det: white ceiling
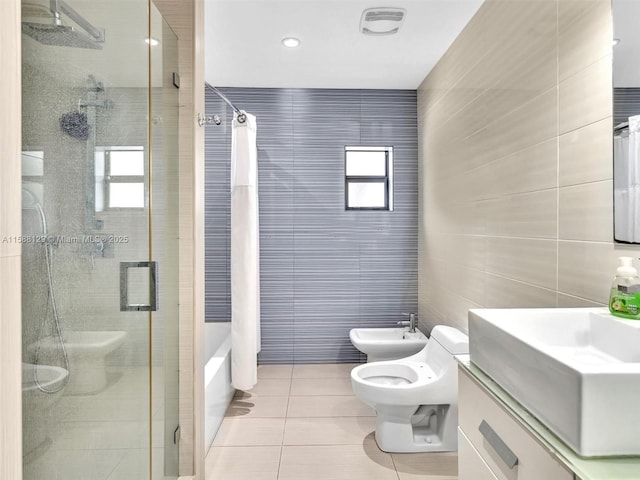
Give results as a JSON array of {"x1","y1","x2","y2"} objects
[{"x1": 204, "y1": 0, "x2": 484, "y2": 90}]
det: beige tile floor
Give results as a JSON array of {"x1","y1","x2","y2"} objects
[{"x1": 205, "y1": 364, "x2": 458, "y2": 480}]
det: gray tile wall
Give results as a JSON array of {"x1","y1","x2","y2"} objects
[
  {"x1": 205, "y1": 87, "x2": 418, "y2": 364},
  {"x1": 614, "y1": 88, "x2": 640, "y2": 124}
]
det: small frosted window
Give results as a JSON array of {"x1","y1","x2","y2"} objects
[
  {"x1": 95, "y1": 147, "x2": 146, "y2": 210},
  {"x1": 110, "y1": 150, "x2": 145, "y2": 176},
  {"x1": 345, "y1": 146, "x2": 393, "y2": 211},
  {"x1": 347, "y1": 182, "x2": 386, "y2": 208},
  {"x1": 109, "y1": 183, "x2": 145, "y2": 208},
  {"x1": 345, "y1": 151, "x2": 387, "y2": 176}
]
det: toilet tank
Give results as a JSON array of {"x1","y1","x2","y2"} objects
[
  {"x1": 424, "y1": 326, "x2": 469, "y2": 376},
  {"x1": 431, "y1": 326, "x2": 469, "y2": 355}
]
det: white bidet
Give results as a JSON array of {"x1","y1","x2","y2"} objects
[{"x1": 350, "y1": 327, "x2": 428, "y2": 362}]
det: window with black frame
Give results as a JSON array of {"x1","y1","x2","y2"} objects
[
  {"x1": 94, "y1": 146, "x2": 146, "y2": 211},
  {"x1": 344, "y1": 146, "x2": 393, "y2": 211}
]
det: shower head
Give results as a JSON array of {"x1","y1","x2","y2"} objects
[{"x1": 22, "y1": 22, "x2": 103, "y2": 49}]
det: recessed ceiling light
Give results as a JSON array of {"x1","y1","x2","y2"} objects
[
  {"x1": 613, "y1": 38, "x2": 621, "y2": 47},
  {"x1": 281, "y1": 37, "x2": 300, "y2": 48},
  {"x1": 145, "y1": 37, "x2": 159, "y2": 46}
]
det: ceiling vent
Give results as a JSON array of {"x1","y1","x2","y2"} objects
[{"x1": 360, "y1": 7, "x2": 406, "y2": 36}]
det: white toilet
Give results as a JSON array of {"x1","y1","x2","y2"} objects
[{"x1": 351, "y1": 325, "x2": 468, "y2": 453}]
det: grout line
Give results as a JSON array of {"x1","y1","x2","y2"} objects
[
  {"x1": 389, "y1": 452, "x2": 402, "y2": 480},
  {"x1": 276, "y1": 443, "x2": 284, "y2": 480},
  {"x1": 284, "y1": 375, "x2": 292, "y2": 418},
  {"x1": 280, "y1": 364, "x2": 294, "y2": 468},
  {"x1": 277, "y1": 364, "x2": 295, "y2": 479},
  {"x1": 555, "y1": 0, "x2": 561, "y2": 306}
]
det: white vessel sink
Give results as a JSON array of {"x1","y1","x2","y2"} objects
[
  {"x1": 468, "y1": 307, "x2": 640, "y2": 457},
  {"x1": 350, "y1": 327, "x2": 428, "y2": 362}
]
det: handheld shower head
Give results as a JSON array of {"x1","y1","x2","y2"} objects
[
  {"x1": 22, "y1": 187, "x2": 39, "y2": 208},
  {"x1": 22, "y1": 187, "x2": 48, "y2": 235}
]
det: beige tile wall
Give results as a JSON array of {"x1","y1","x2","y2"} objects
[
  {"x1": 417, "y1": 0, "x2": 640, "y2": 333},
  {"x1": 0, "y1": 0, "x2": 22, "y2": 477}
]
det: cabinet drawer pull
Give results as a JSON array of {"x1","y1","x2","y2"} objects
[{"x1": 479, "y1": 420, "x2": 519, "y2": 469}]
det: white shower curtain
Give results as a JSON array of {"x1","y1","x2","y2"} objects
[
  {"x1": 231, "y1": 111, "x2": 261, "y2": 390},
  {"x1": 615, "y1": 115, "x2": 640, "y2": 243},
  {"x1": 614, "y1": 130, "x2": 631, "y2": 241}
]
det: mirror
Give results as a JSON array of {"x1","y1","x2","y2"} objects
[{"x1": 613, "y1": 0, "x2": 640, "y2": 243}]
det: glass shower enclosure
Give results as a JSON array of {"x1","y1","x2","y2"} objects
[{"x1": 21, "y1": 1, "x2": 179, "y2": 478}]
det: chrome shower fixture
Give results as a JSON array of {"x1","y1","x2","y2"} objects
[
  {"x1": 198, "y1": 113, "x2": 222, "y2": 126},
  {"x1": 21, "y1": 186, "x2": 70, "y2": 394},
  {"x1": 22, "y1": 0, "x2": 105, "y2": 50},
  {"x1": 202, "y1": 85, "x2": 248, "y2": 125}
]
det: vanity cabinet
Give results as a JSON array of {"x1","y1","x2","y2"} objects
[{"x1": 458, "y1": 368, "x2": 574, "y2": 480}]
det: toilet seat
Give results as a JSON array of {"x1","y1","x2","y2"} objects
[
  {"x1": 352, "y1": 361, "x2": 440, "y2": 406},
  {"x1": 355, "y1": 361, "x2": 435, "y2": 385}
]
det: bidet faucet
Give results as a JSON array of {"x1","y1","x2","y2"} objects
[{"x1": 397, "y1": 313, "x2": 417, "y2": 333}]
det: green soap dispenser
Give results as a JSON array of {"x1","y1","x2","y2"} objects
[{"x1": 609, "y1": 257, "x2": 640, "y2": 319}]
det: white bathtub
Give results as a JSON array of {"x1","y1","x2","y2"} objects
[{"x1": 204, "y1": 322, "x2": 234, "y2": 451}]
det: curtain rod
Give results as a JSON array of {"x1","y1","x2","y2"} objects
[{"x1": 207, "y1": 84, "x2": 247, "y2": 124}]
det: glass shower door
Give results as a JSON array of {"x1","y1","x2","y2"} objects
[
  {"x1": 21, "y1": 1, "x2": 179, "y2": 479},
  {"x1": 150, "y1": 5, "x2": 180, "y2": 478}
]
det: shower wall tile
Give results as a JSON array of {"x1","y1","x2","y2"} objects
[{"x1": 205, "y1": 87, "x2": 418, "y2": 363}]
